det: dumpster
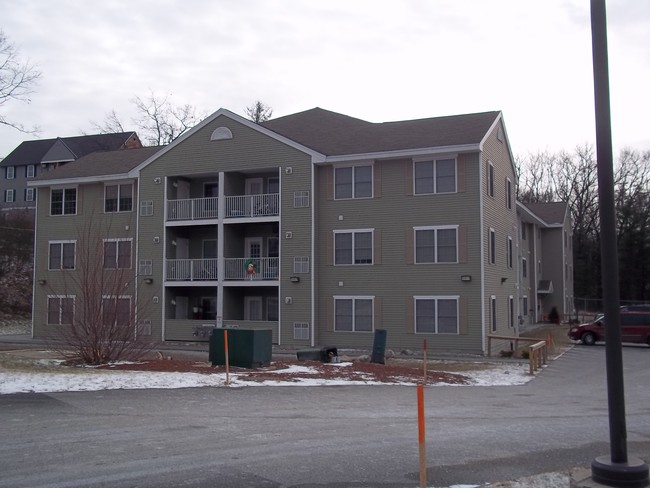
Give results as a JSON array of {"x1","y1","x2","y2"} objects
[
  {"x1": 370, "y1": 329, "x2": 387, "y2": 364},
  {"x1": 209, "y1": 328, "x2": 272, "y2": 368}
]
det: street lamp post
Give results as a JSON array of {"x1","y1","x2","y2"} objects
[{"x1": 590, "y1": 1, "x2": 649, "y2": 486}]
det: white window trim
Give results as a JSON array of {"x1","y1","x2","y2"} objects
[
  {"x1": 48, "y1": 240, "x2": 76, "y2": 270},
  {"x1": 413, "y1": 225, "x2": 459, "y2": 264},
  {"x1": 140, "y1": 200, "x2": 154, "y2": 216},
  {"x1": 333, "y1": 296, "x2": 375, "y2": 333},
  {"x1": 5, "y1": 189, "x2": 15, "y2": 203},
  {"x1": 293, "y1": 322, "x2": 310, "y2": 340},
  {"x1": 103, "y1": 238, "x2": 133, "y2": 269},
  {"x1": 6, "y1": 166, "x2": 15, "y2": 179},
  {"x1": 413, "y1": 295, "x2": 460, "y2": 335},
  {"x1": 333, "y1": 228, "x2": 374, "y2": 265},
  {"x1": 47, "y1": 295, "x2": 75, "y2": 325},
  {"x1": 293, "y1": 190, "x2": 310, "y2": 208},
  {"x1": 507, "y1": 236, "x2": 513, "y2": 268},
  {"x1": 506, "y1": 177, "x2": 513, "y2": 209},
  {"x1": 333, "y1": 163, "x2": 374, "y2": 200},
  {"x1": 522, "y1": 257, "x2": 528, "y2": 278},
  {"x1": 50, "y1": 187, "x2": 78, "y2": 216},
  {"x1": 489, "y1": 228, "x2": 496, "y2": 265},
  {"x1": 293, "y1": 256, "x2": 310, "y2": 274},
  {"x1": 101, "y1": 295, "x2": 132, "y2": 326},
  {"x1": 488, "y1": 161, "x2": 495, "y2": 197},
  {"x1": 104, "y1": 182, "x2": 134, "y2": 213},
  {"x1": 412, "y1": 157, "x2": 458, "y2": 195},
  {"x1": 508, "y1": 296, "x2": 515, "y2": 328},
  {"x1": 26, "y1": 165, "x2": 35, "y2": 178},
  {"x1": 490, "y1": 295, "x2": 497, "y2": 333},
  {"x1": 25, "y1": 188, "x2": 35, "y2": 202}
]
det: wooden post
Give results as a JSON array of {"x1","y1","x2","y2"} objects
[
  {"x1": 224, "y1": 329, "x2": 230, "y2": 385},
  {"x1": 417, "y1": 384, "x2": 427, "y2": 488}
]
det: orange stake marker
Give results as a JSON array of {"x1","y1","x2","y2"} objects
[
  {"x1": 423, "y1": 338, "x2": 427, "y2": 385},
  {"x1": 417, "y1": 384, "x2": 427, "y2": 488},
  {"x1": 224, "y1": 330, "x2": 230, "y2": 385}
]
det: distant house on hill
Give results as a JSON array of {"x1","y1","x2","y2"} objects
[{"x1": 1, "y1": 132, "x2": 142, "y2": 214}]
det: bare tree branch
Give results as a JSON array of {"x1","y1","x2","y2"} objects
[
  {"x1": 0, "y1": 30, "x2": 41, "y2": 133},
  {"x1": 245, "y1": 100, "x2": 273, "y2": 123}
]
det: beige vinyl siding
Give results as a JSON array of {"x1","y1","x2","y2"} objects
[
  {"x1": 481, "y1": 120, "x2": 519, "y2": 348},
  {"x1": 315, "y1": 155, "x2": 484, "y2": 354},
  {"x1": 137, "y1": 115, "x2": 313, "y2": 344},
  {"x1": 33, "y1": 183, "x2": 137, "y2": 338}
]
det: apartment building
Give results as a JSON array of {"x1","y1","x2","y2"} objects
[
  {"x1": 1, "y1": 132, "x2": 141, "y2": 213},
  {"x1": 29, "y1": 107, "x2": 573, "y2": 355}
]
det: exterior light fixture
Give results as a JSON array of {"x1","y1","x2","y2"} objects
[
  {"x1": 290, "y1": 276, "x2": 300, "y2": 283},
  {"x1": 460, "y1": 275, "x2": 472, "y2": 282},
  {"x1": 144, "y1": 278, "x2": 153, "y2": 284}
]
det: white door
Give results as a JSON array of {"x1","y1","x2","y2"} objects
[
  {"x1": 177, "y1": 180, "x2": 190, "y2": 199},
  {"x1": 245, "y1": 178, "x2": 263, "y2": 195},
  {"x1": 176, "y1": 237, "x2": 189, "y2": 259},
  {"x1": 175, "y1": 296, "x2": 188, "y2": 319},
  {"x1": 245, "y1": 296, "x2": 263, "y2": 321},
  {"x1": 245, "y1": 237, "x2": 262, "y2": 258},
  {"x1": 246, "y1": 178, "x2": 264, "y2": 216}
]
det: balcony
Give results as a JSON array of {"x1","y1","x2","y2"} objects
[
  {"x1": 166, "y1": 193, "x2": 279, "y2": 222},
  {"x1": 165, "y1": 257, "x2": 279, "y2": 282},
  {"x1": 166, "y1": 258, "x2": 218, "y2": 281},
  {"x1": 225, "y1": 193, "x2": 279, "y2": 218},
  {"x1": 224, "y1": 257, "x2": 278, "y2": 281},
  {"x1": 168, "y1": 197, "x2": 218, "y2": 221}
]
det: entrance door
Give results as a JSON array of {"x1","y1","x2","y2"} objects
[
  {"x1": 246, "y1": 178, "x2": 264, "y2": 216},
  {"x1": 244, "y1": 296, "x2": 263, "y2": 321},
  {"x1": 175, "y1": 296, "x2": 188, "y2": 319}
]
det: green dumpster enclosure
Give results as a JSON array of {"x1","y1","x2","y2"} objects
[{"x1": 209, "y1": 328, "x2": 272, "y2": 368}]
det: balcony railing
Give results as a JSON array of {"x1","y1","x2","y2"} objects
[
  {"x1": 225, "y1": 193, "x2": 279, "y2": 218},
  {"x1": 167, "y1": 197, "x2": 218, "y2": 221},
  {"x1": 224, "y1": 257, "x2": 279, "y2": 280},
  {"x1": 166, "y1": 258, "x2": 218, "y2": 281}
]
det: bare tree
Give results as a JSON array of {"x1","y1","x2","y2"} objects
[
  {"x1": 0, "y1": 211, "x2": 34, "y2": 316},
  {"x1": 515, "y1": 151, "x2": 556, "y2": 202},
  {"x1": 90, "y1": 90, "x2": 201, "y2": 146},
  {"x1": 44, "y1": 214, "x2": 151, "y2": 365},
  {"x1": 245, "y1": 100, "x2": 273, "y2": 123},
  {"x1": 0, "y1": 30, "x2": 41, "y2": 133}
]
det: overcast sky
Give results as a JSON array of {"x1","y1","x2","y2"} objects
[{"x1": 1, "y1": 0, "x2": 648, "y2": 160}]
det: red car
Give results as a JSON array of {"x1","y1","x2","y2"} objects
[{"x1": 568, "y1": 311, "x2": 650, "y2": 346}]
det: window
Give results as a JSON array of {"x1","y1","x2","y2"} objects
[
  {"x1": 506, "y1": 178, "x2": 512, "y2": 209},
  {"x1": 491, "y1": 296, "x2": 497, "y2": 332},
  {"x1": 102, "y1": 296, "x2": 131, "y2": 327},
  {"x1": 414, "y1": 226, "x2": 458, "y2": 263},
  {"x1": 523, "y1": 296, "x2": 529, "y2": 317},
  {"x1": 509, "y1": 296, "x2": 515, "y2": 328},
  {"x1": 507, "y1": 236, "x2": 513, "y2": 268},
  {"x1": 105, "y1": 183, "x2": 133, "y2": 212},
  {"x1": 4, "y1": 189, "x2": 14, "y2": 203},
  {"x1": 334, "y1": 230, "x2": 373, "y2": 265},
  {"x1": 51, "y1": 188, "x2": 77, "y2": 215},
  {"x1": 26, "y1": 165, "x2": 35, "y2": 178},
  {"x1": 294, "y1": 322, "x2": 310, "y2": 340},
  {"x1": 335, "y1": 165, "x2": 372, "y2": 199},
  {"x1": 25, "y1": 188, "x2": 35, "y2": 202},
  {"x1": 334, "y1": 297, "x2": 373, "y2": 332},
  {"x1": 47, "y1": 296, "x2": 74, "y2": 325},
  {"x1": 268, "y1": 177, "x2": 279, "y2": 194},
  {"x1": 139, "y1": 259, "x2": 153, "y2": 276},
  {"x1": 140, "y1": 200, "x2": 153, "y2": 216},
  {"x1": 522, "y1": 258, "x2": 528, "y2": 279},
  {"x1": 103, "y1": 239, "x2": 132, "y2": 269},
  {"x1": 487, "y1": 161, "x2": 495, "y2": 197},
  {"x1": 414, "y1": 158, "x2": 456, "y2": 194},
  {"x1": 521, "y1": 224, "x2": 527, "y2": 240},
  {"x1": 202, "y1": 239, "x2": 218, "y2": 258},
  {"x1": 414, "y1": 297, "x2": 459, "y2": 334},
  {"x1": 6, "y1": 166, "x2": 15, "y2": 179},
  {"x1": 294, "y1": 191, "x2": 309, "y2": 208},
  {"x1": 294, "y1": 256, "x2": 310, "y2": 274},
  {"x1": 489, "y1": 228, "x2": 496, "y2": 264},
  {"x1": 49, "y1": 241, "x2": 76, "y2": 270}
]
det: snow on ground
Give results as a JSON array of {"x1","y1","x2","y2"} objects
[{"x1": 0, "y1": 360, "x2": 533, "y2": 394}]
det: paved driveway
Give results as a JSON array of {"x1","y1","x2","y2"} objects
[{"x1": 1, "y1": 345, "x2": 649, "y2": 487}]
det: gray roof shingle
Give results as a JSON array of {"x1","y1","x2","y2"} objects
[
  {"x1": 33, "y1": 146, "x2": 163, "y2": 182},
  {"x1": 262, "y1": 107, "x2": 500, "y2": 156},
  {"x1": 524, "y1": 202, "x2": 568, "y2": 225},
  {"x1": 1, "y1": 132, "x2": 139, "y2": 167}
]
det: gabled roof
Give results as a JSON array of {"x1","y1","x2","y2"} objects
[
  {"x1": 30, "y1": 146, "x2": 163, "y2": 186},
  {"x1": 523, "y1": 202, "x2": 568, "y2": 226},
  {"x1": 1, "y1": 132, "x2": 140, "y2": 167},
  {"x1": 262, "y1": 108, "x2": 501, "y2": 156}
]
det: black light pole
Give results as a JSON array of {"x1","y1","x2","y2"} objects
[{"x1": 590, "y1": 1, "x2": 649, "y2": 486}]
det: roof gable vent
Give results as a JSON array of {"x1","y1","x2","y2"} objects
[{"x1": 210, "y1": 127, "x2": 233, "y2": 141}]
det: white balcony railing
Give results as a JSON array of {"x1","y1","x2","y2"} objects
[
  {"x1": 224, "y1": 257, "x2": 279, "y2": 281},
  {"x1": 225, "y1": 193, "x2": 279, "y2": 218},
  {"x1": 167, "y1": 197, "x2": 218, "y2": 221},
  {"x1": 166, "y1": 258, "x2": 218, "y2": 281}
]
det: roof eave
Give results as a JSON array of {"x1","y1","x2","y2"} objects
[
  {"x1": 320, "y1": 143, "x2": 482, "y2": 164},
  {"x1": 28, "y1": 173, "x2": 135, "y2": 187}
]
